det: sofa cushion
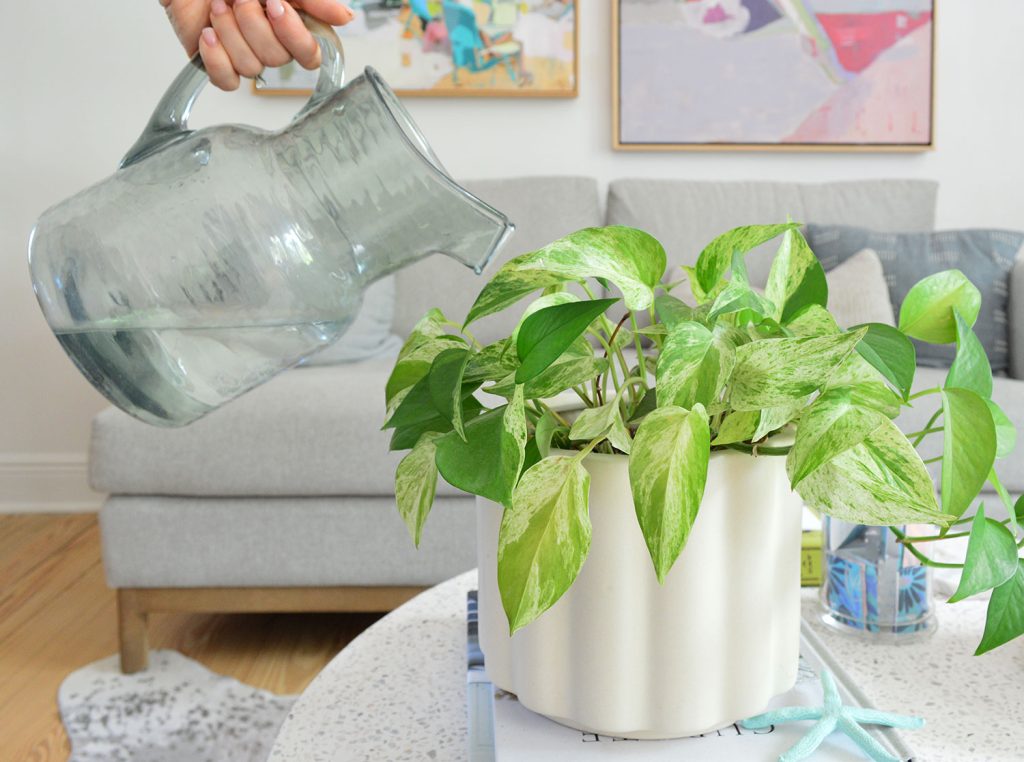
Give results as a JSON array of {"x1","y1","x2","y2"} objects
[
  {"x1": 806, "y1": 226, "x2": 1024, "y2": 373},
  {"x1": 897, "y1": 367, "x2": 1024, "y2": 496},
  {"x1": 90, "y1": 360, "x2": 465, "y2": 498},
  {"x1": 100, "y1": 495, "x2": 476, "y2": 588},
  {"x1": 824, "y1": 249, "x2": 895, "y2": 328},
  {"x1": 605, "y1": 179, "x2": 938, "y2": 288},
  {"x1": 392, "y1": 176, "x2": 603, "y2": 343}
]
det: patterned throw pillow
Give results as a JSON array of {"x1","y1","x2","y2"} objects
[{"x1": 805, "y1": 225, "x2": 1024, "y2": 372}]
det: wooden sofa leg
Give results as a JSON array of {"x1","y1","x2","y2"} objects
[{"x1": 117, "y1": 589, "x2": 150, "y2": 674}]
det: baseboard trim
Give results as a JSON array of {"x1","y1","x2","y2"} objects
[{"x1": 0, "y1": 454, "x2": 102, "y2": 513}]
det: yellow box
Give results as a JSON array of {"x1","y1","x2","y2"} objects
[{"x1": 801, "y1": 530, "x2": 823, "y2": 587}]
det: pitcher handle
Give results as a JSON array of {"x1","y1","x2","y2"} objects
[{"x1": 120, "y1": 9, "x2": 345, "y2": 169}]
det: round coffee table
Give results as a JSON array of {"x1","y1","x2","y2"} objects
[{"x1": 269, "y1": 570, "x2": 1020, "y2": 762}]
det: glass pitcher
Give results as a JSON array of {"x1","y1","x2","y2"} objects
[{"x1": 29, "y1": 20, "x2": 513, "y2": 428}]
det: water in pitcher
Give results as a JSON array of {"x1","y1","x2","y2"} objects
[{"x1": 55, "y1": 317, "x2": 350, "y2": 427}]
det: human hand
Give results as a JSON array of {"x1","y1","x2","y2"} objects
[{"x1": 161, "y1": 0, "x2": 355, "y2": 91}]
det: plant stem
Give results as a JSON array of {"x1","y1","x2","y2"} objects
[
  {"x1": 537, "y1": 401, "x2": 571, "y2": 428},
  {"x1": 922, "y1": 456, "x2": 942, "y2": 465},
  {"x1": 722, "y1": 443, "x2": 792, "y2": 457},
  {"x1": 911, "y1": 409, "x2": 942, "y2": 447},
  {"x1": 888, "y1": 526, "x2": 964, "y2": 569},
  {"x1": 904, "y1": 426, "x2": 943, "y2": 440},
  {"x1": 573, "y1": 435, "x2": 604, "y2": 461},
  {"x1": 572, "y1": 386, "x2": 594, "y2": 407},
  {"x1": 628, "y1": 312, "x2": 649, "y2": 392},
  {"x1": 899, "y1": 529, "x2": 972, "y2": 543},
  {"x1": 908, "y1": 387, "x2": 941, "y2": 402}
]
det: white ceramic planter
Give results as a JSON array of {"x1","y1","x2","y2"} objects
[{"x1": 476, "y1": 447, "x2": 804, "y2": 739}]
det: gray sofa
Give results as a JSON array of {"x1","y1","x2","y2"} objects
[{"x1": 90, "y1": 178, "x2": 1024, "y2": 671}]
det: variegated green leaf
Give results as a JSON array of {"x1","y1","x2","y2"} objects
[
  {"x1": 488, "y1": 337, "x2": 604, "y2": 400},
  {"x1": 941, "y1": 388, "x2": 997, "y2": 519},
  {"x1": 629, "y1": 404, "x2": 711, "y2": 583},
  {"x1": 434, "y1": 386, "x2": 527, "y2": 506},
  {"x1": 385, "y1": 334, "x2": 466, "y2": 419},
  {"x1": 752, "y1": 397, "x2": 808, "y2": 442},
  {"x1": 854, "y1": 323, "x2": 917, "y2": 401},
  {"x1": 498, "y1": 455, "x2": 592, "y2": 633},
  {"x1": 534, "y1": 408, "x2": 561, "y2": 458},
  {"x1": 695, "y1": 222, "x2": 801, "y2": 295},
  {"x1": 899, "y1": 269, "x2": 982, "y2": 344},
  {"x1": 787, "y1": 388, "x2": 889, "y2": 488},
  {"x1": 765, "y1": 228, "x2": 828, "y2": 323},
  {"x1": 654, "y1": 294, "x2": 694, "y2": 328},
  {"x1": 464, "y1": 339, "x2": 518, "y2": 384},
  {"x1": 795, "y1": 416, "x2": 953, "y2": 526},
  {"x1": 729, "y1": 329, "x2": 867, "y2": 411},
  {"x1": 786, "y1": 304, "x2": 841, "y2": 338},
  {"x1": 656, "y1": 322, "x2": 735, "y2": 410},
  {"x1": 466, "y1": 227, "x2": 667, "y2": 325},
  {"x1": 516, "y1": 299, "x2": 618, "y2": 383},
  {"x1": 395, "y1": 432, "x2": 442, "y2": 547},
  {"x1": 711, "y1": 410, "x2": 760, "y2": 445},
  {"x1": 708, "y1": 251, "x2": 777, "y2": 321},
  {"x1": 945, "y1": 308, "x2": 993, "y2": 399},
  {"x1": 568, "y1": 400, "x2": 633, "y2": 454},
  {"x1": 949, "y1": 504, "x2": 1020, "y2": 603}
]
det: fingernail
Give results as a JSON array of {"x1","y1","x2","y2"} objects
[
  {"x1": 344, "y1": 5, "x2": 355, "y2": 18},
  {"x1": 266, "y1": 0, "x2": 286, "y2": 19},
  {"x1": 201, "y1": 27, "x2": 219, "y2": 46},
  {"x1": 211, "y1": 0, "x2": 229, "y2": 15}
]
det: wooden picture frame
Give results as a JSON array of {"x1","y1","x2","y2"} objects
[
  {"x1": 256, "y1": 1, "x2": 578, "y2": 99},
  {"x1": 612, "y1": 0, "x2": 935, "y2": 152}
]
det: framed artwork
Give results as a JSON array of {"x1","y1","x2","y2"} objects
[
  {"x1": 255, "y1": 1, "x2": 577, "y2": 97},
  {"x1": 613, "y1": 0, "x2": 935, "y2": 151}
]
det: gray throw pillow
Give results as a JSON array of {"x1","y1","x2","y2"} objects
[
  {"x1": 824, "y1": 249, "x2": 896, "y2": 329},
  {"x1": 806, "y1": 225, "x2": 1024, "y2": 372},
  {"x1": 301, "y1": 276, "x2": 402, "y2": 366}
]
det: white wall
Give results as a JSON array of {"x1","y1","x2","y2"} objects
[{"x1": 1, "y1": 1, "x2": 1021, "y2": 510}]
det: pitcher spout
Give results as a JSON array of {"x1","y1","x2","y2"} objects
[{"x1": 338, "y1": 68, "x2": 515, "y2": 282}]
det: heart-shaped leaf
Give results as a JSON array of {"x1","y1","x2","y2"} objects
[
  {"x1": 941, "y1": 388, "x2": 997, "y2": 520},
  {"x1": 711, "y1": 410, "x2": 760, "y2": 445},
  {"x1": 629, "y1": 404, "x2": 711, "y2": 583},
  {"x1": 498, "y1": 455, "x2": 592, "y2": 633},
  {"x1": 795, "y1": 416, "x2": 953, "y2": 526},
  {"x1": 568, "y1": 400, "x2": 633, "y2": 454},
  {"x1": 434, "y1": 386, "x2": 527, "y2": 506},
  {"x1": 853, "y1": 323, "x2": 917, "y2": 401},
  {"x1": 656, "y1": 322, "x2": 736, "y2": 410},
  {"x1": 975, "y1": 561, "x2": 1024, "y2": 655},
  {"x1": 695, "y1": 222, "x2": 801, "y2": 295},
  {"x1": 708, "y1": 251, "x2": 777, "y2": 321},
  {"x1": 395, "y1": 432, "x2": 442, "y2": 547},
  {"x1": 516, "y1": 298, "x2": 617, "y2": 383},
  {"x1": 898, "y1": 270, "x2": 982, "y2": 344},
  {"x1": 466, "y1": 227, "x2": 666, "y2": 325},
  {"x1": 945, "y1": 308, "x2": 993, "y2": 399},
  {"x1": 654, "y1": 294, "x2": 694, "y2": 328},
  {"x1": 949, "y1": 505, "x2": 1020, "y2": 603},
  {"x1": 489, "y1": 337, "x2": 605, "y2": 400},
  {"x1": 765, "y1": 228, "x2": 828, "y2": 323},
  {"x1": 428, "y1": 348, "x2": 472, "y2": 440},
  {"x1": 729, "y1": 329, "x2": 866, "y2": 411}
]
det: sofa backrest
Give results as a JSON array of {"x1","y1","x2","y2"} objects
[
  {"x1": 392, "y1": 176, "x2": 603, "y2": 342},
  {"x1": 604, "y1": 179, "x2": 939, "y2": 287}
]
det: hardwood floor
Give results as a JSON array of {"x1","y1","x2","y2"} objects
[{"x1": 0, "y1": 514, "x2": 381, "y2": 761}]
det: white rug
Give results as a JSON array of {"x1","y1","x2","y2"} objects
[{"x1": 59, "y1": 650, "x2": 297, "y2": 762}]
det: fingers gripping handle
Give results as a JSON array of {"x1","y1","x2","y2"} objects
[{"x1": 120, "y1": 9, "x2": 345, "y2": 169}]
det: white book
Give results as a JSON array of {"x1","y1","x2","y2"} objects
[{"x1": 466, "y1": 592, "x2": 916, "y2": 762}]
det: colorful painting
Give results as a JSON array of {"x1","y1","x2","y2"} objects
[
  {"x1": 256, "y1": 1, "x2": 577, "y2": 97},
  {"x1": 614, "y1": 0, "x2": 934, "y2": 149}
]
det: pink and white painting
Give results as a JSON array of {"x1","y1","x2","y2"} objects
[{"x1": 616, "y1": 0, "x2": 934, "y2": 148}]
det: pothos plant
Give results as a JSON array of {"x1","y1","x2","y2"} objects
[{"x1": 383, "y1": 224, "x2": 1022, "y2": 653}]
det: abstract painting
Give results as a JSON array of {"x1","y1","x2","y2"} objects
[
  {"x1": 614, "y1": 0, "x2": 934, "y2": 150},
  {"x1": 256, "y1": 1, "x2": 577, "y2": 97}
]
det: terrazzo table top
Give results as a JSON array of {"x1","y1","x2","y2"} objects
[{"x1": 268, "y1": 570, "x2": 1023, "y2": 761}]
